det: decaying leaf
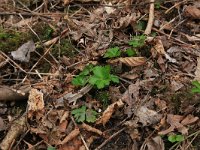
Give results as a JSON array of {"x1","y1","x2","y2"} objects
[
  {"x1": 185, "y1": 34, "x2": 200, "y2": 42},
  {"x1": 96, "y1": 99, "x2": 124, "y2": 125},
  {"x1": 81, "y1": 123, "x2": 103, "y2": 135},
  {"x1": 136, "y1": 106, "x2": 162, "y2": 126},
  {"x1": 184, "y1": 5, "x2": 200, "y2": 19},
  {"x1": 146, "y1": 136, "x2": 165, "y2": 150},
  {"x1": 28, "y1": 88, "x2": 44, "y2": 118},
  {"x1": 158, "y1": 114, "x2": 198, "y2": 135},
  {"x1": 11, "y1": 40, "x2": 35, "y2": 62},
  {"x1": 60, "y1": 127, "x2": 80, "y2": 145},
  {"x1": 195, "y1": 56, "x2": 200, "y2": 82},
  {"x1": 119, "y1": 57, "x2": 146, "y2": 67}
]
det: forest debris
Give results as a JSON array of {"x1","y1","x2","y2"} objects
[
  {"x1": 158, "y1": 114, "x2": 198, "y2": 135},
  {"x1": 0, "y1": 114, "x2": 27, "y2": 150},
  {"x1": 194, "y1": 56, "x2": 200, "y2": 82},
  {"x1": 136, "y1": 106, "x2": 162, "y2": 126},
  {"x1": 81, "y1": 123, "x2": 103, "y2": 135},
  {"x1": 60, "y1": 127, "x2": 80, "y2": 145},
  {"x1": 27, "y1": 88, "x2": 44, "y2": 118},
  {"x1": 0, "y1": 85, "x2": 30, "y2": 101},
  {"x1": 185, "y1": 34, "x2": 200, "y2": 42},
  {"x1": 119, "y1": 57, "x2": 146, "y2": 67},
  {"x1": 11, "y1": 40, "x2": 35, "y2": 62},
  {"x1": 145, "y1": 136, "x2": 165, "y2": 150},
  {"x1": 96, "y1": 99, "x2": 124, "y2": 126},
  {"x1": 0, "y1": 117, "x2": 5, "y2": 131},
  {"x1": 184, "y1": 5, "x2": 200, "y2": 19}
]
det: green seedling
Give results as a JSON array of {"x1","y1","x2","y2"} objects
[
  {"x1": 89, "y1": 65, "x2": 119, "y2": 89},
  {"x1": 191, "y1": 80, "x2": 200, "y2": 94},
  {"x1": 104, "y1": 47, "x2": 121, "y2": 58},
  {"x1": 72, "y1": 65, "x2": 119, "y2": 89},
  {"x1": 168, "y1": 134, "x2": 184, "y2": 143},
  {"x1": 125, "y1": 48, "x2": 137, "y2": 57},
  {"x1": 71, "y1": 106, "x2": 98, "y2": 123},
  {"x1": 128, "y1": 35, "x2": 146, "y2": 48}
]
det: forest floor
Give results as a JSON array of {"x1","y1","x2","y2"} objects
[{"x1": 0, "y1": 0, "x2": 200, "y2": 150}]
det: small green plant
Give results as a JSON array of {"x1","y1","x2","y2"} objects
[
  {"x1": 47, "y1": 146, "x2": 56, "y2": 150},
  {"x1": 191, "y1": 80, "x2": 200, "y2": 94},
  {"x1": 72, "y1": 65, "x2": 119, "y2": 89},
  {"x1": 104, "y1": 47, "x2": 121, "y2": 58},
  {"x1": 71, "y1": 106, "x2": 98, "y2": 123},
  {"x1": 125, "y1": 48, "x2": 137, "y2": 57},
  {"x1": 128, "y1": 35, "x2": 146, "y2": 48},
  {"x1": 168, "y1": 134, "x2": 184, "y2": 143}
]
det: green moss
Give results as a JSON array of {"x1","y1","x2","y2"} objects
[
  {"x1": 52, "y1": 39, "x2": 77, "y2": 57},
  {"x1": 0, "y1": 28, "x2": 31, "y2": 52}
]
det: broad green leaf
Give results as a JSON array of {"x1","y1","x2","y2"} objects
[
  {"x1": 128, "y1": 35, "x2": 146, "y2": 48},
  {"x1": 191, "y1": 80, "x2": 200, "y2": 94},
  {"x1": 110, "y1": 75, "x2": 119, "y2": 83},
  {"x1": 125, "y1": 48, "x2": 137, "y2": 57},
  {"x1": 168, "y1": 135, "x2": 177, "y2": 143},
  {"x1": 71, "y1": 106, "x2": 86, "y2": 122},
  {"x1": 92, "y1": 65, "x2": 111, "y2": 79},
  {"x1": 175, "y1": 135, "x2": 184, "y2": 142},
  {"x1": 72, "y1": 75, "x2": 88, "y2": 86},
  {"x1": 86, "y1": 109, "x2": 98, "y2": 123},
  {"x1": 104, "y1": 47, "x2": 121, "y2": 58},
  {"x1": 80, "y1": 64, "x2": 94, "y2": 76}
]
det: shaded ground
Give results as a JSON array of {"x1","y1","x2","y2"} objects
[{"x1": 0, "y1": 0, "x2": 200, "y2": 150}]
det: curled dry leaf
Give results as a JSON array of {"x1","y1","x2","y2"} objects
[
  {"x1": 119, "y1": 57, "x2": 146, "y2": 67},
  {"x1": 60, "y1": 127, "x2": 80, "y2": 145},
  {"x1": 81, "y1": 123, "x2": 103, "y2": 135},
  {"x1": 96, "y1": 99, "x2": 124, "y2": 126}
]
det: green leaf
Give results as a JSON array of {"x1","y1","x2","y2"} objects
[
  {"x1": 168, "y1": 135, "x2": 177, "y2": 143},
  {"x1": 104, "y1": 47, "x2": 121, "y2": 58},
  {"x1": 71, "y1": 106, "x2": 86, "y2": 122},
  {"x1": 191, "y1": 80, "x2": 200, "y2": 94},
  {"x1": 47, "y1": 146, "x2": 56, "y2": 150},
  {"x1": 111, "y1": 75, "x2": 119, "y2": 83},
  {"x1": 128, "y1": 35, "x2": 146, "y2": 48},
  {"x1": 175, "y1": 135, "x2": 184, "y2": 142},
  {"x1": 136, "y1": 21, "x2": 147, "y2": 31},
  {"x1": 72, "y1": 75, "x2": 88, "y2": 86},
  {"x1": 86, "y1": 109, "x2": 98, "y2": 123},
  {"x1": 168, "y1": 134, "x2": 184, "y2": 143},
  {"x1": 80, "y1": 64, "x2": 94, "y2": 76},
  {"x1": 125, "y1": 48, "x2": 137, "y2": 57}
]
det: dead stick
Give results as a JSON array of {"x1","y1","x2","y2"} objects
[{"x1": 144, "y1": 0, "x2": 155, "y2": 35}]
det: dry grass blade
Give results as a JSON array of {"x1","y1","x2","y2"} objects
[{"x1": 119, "y1": 57, "x2": 146, "y2": 67}]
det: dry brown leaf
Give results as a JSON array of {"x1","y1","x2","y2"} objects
[
  {"x1": 60, "y1": 127, "x2": 80, "y2": 145},
  {"x1": 119, "y1": 57, "x2": 146, "y2": 67},
  {"x1": 81, "y1": 123, "x2": 103, "y2": 135},
  {"x1": 184, "y1": 5, "x2": 200, "y2": 19},
  {"x1": 28, "y1": 89, "x2": 44, "y2": 111},
  {"x1": 185, "y1": 34, "x2": 200, "y2": 42},
  {"x1": 136, "y1": 106, "x2": 162, "y2": 126},
  {"x1": 96, "y1": 99, "x2": 124, "y2": 125},
  {"x1": 146, "y1": 136, "x2": 165, "y2": 150},
  {"x1": 181, "y1": 114, "x2": 199, "y2": 126}
]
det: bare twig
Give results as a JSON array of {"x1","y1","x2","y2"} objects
[{"x1": 144, "y1": 0, "x2": 155, "y2": 35}]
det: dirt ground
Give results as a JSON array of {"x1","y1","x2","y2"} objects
[{"x1": 0, "y1": 0, "x2": 200, "y2": 150}]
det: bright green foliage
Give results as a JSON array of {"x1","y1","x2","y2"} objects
[
  {"x1": 191, "y1": 80, "x2": 200, "y2": 94},
  {"x1": 71, "y1": 75, "x2": 88, "y2": 86},
  {"x1": 72, "y1": 106, "x2": 98, "y2": 123},
  {"x1": 128, "y1": 35, "x2": 146, "y2": 48},
  {"x1": 47, "y1": 146, "x2": 56, "y2": 150},
  {"x1": 104, "y1": 47, "x2": 121, "y2": 58},
  {"x1": 168, "y1": 134, "x2": 184, "y2": 143},
  {"x1": 72, "y1": 65, "x2": 119, "y2": 89},
  {"x1": 155, "y1": 2, "x2": 161, "y2": 9},
  {"x1": 125, "y1": 48, "x2": 137, "y2": 57},
  {"x1": 89, "y1": 66, "x2": 119, "y2": 89}
]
